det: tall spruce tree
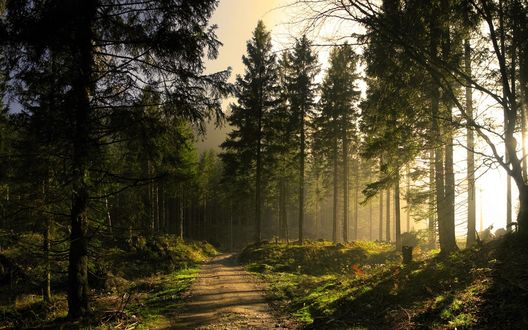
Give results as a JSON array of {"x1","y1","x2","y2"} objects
[
  {"x1": 315, "y1": 43, "x2": 360, "y2": 242},
  {"x1": 220, "y1": 21, "x2": 278, "y2": 242},
  {"x1": 284, "y1": 35, "x2": 319, "y2": 244}
]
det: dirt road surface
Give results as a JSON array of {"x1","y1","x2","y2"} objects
[{"x1": 170, "y1": 254, "x2": 297, "y2": 329}]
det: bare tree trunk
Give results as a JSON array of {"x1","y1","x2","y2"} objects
[
  {"x1": 353, "y1": 159, "x2": 359, "y2": 241},
  {"x1": 438, "y1": 0, "x2": 458, "y2": 254},
  {"x1": 67, "y1": 0, "x2": 96, "y2": 318},
  {"x1": 343, "y1": 131, "x2": 349, "y2": 243},
  {"x1": 395, "y1": 173, "x2": 401, "y2": 249},
  {"x1": 465, "y1": 38, "x2": 476, "y2": 247},
  {"x1": 315, "y1": 175, "x2": 320, "y2": 239},
  {"x1": 105, "y1": 198, "x2": 112, "y2": 236},
  {"x1": 520, "y1": 49, "x2": 528, "y2": 179},
  {"x1": 379, "y1": 193, "x2": 383, "y2": 241},
  {"x1": 506, "y1": 20, "x2": 516, "y2": 231},
  {"x1": 299, "y1": 109, "x2": 305, "y2": 244},
  {"x1": 379, "y1": 158, "x2": 383, "y2": 241},
  {"x1": 333, "y1": 137, "x2": 338, "y2": 243},
  {"x1": 369, "y1": 198, "x2": 373, "y2": 241},
  {"x1": 43, "y1": 180, "x2": 51, "y2": 303},
  {"x1": 429, "y1": 150, "x2": 436, "y2": 249},
  {"x1": 179, "y1": 184, "x2": 184, "y2": 240},
  {"x1": 229, "y1": 201, "x2": 234, "y2": 251},
  {"x1": 406, "y1": 166, "x2": 411, "y2": 232},
  {"x1": 385, "y1": 188, "x2": 390, "y2": 242}
]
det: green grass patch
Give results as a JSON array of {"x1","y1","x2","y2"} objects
[
  {"x1": 0, "y1": 234, "x2": 217, "y2": 329},
  {"x1": 241, "y1": 237, "x2": 528, "y2": 329},
  {"x1": 124, "y1": 267, "x2": 199, "y2": 329}
]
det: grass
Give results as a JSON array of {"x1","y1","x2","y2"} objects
[
  {"x1": 122, "y1": 267, "x2": 199, "y2": 329},
  {"x1": 241, "y1": 237, "x2": 528, "y2": 329},
  {"x1": 0, "y1": 233, "x2": 217, "y2": 329}
]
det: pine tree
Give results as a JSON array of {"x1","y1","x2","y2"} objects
[
  {"x1": 3, "y1": 0, "x2": 229, "y2": 318},
  {"x1": 315, "y1": 43, "x2": 360, "y2": 242},
  {"x1": 220, "y1": 21, "x2": 278, "y2": 242},
  {"x1": 283, "y1": 35, "x2": 319, "y2": 244}
]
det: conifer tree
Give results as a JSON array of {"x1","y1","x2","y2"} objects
[
  {"x1": 3, "y1": 0, "x2": 229, "y2": 318},
  {"x1": 315, "y1": 43, "x2": 360, "y2": 242},
  {"x1": 283, "y1": 35, "x2": 319, "y2": 244},
  {"x1": 220, "y1": 21, "x2": 278, "y2": 242}
]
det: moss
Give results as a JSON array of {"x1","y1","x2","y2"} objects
[{"x1": 241, "y1": 237, "x2": 528, "y2": 329}]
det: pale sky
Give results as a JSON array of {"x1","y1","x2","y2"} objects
[{"x1": 197, "y1": 0, "x2": 288, "y2": 151}]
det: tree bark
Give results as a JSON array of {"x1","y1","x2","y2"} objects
[
  {"x1": 179, "y1": 184, "x2": 184, "y2": 240},
  {"x1": 67, "y1": 0, "x2": 96, "y2": 318},
  {"x1": 333, "y1": 136, "x2": 338, "y2": 243},
  {"x1": 343, "y1": 131, "x2": 349, "y2": 243},
  {"x1": 299, "y1": 105, "x2": 305, "y2": 244},
  {"x1": 43, "y1": 209, "x2": 51, "y2": 303},
  {"x1": 465, "y1": 38, "x2": 476, "y2": 247},
  {"x1": 406, "y1": 166, "x2": 411, "y2": 232},
  {"x1": 385, "y1": 188, "x2": 390, "y2": 242},
  {"x1": 520, "y1": 48, "x2": 528, "y2": 179},
  {"x1": 395, "y1": 172, "x2": 401, "y2": 249},
  {"x1": 429, "y1": 150, "x2": 436, "y2": 249},
  {"x1": 379, "y1": 192, "x2": 383, "y2": 241},
  {"x1": 439, "y1": 0, "x2": 458, "y2": 254},
  {"x1": 353, "y1": 159, "x2": 359, "y2": 241}
]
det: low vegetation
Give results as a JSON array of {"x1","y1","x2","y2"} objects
[
  {"x1": 240, "y1": 237, "x2": 528, "y2": 329},
  {"x1": 0, "y1": 233, "x2": 216, "y2": 329}
]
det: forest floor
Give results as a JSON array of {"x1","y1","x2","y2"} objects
[
  {"x1": 240, "y1": 237, "x2": 528, "y2": 329},
  {"x1": 0, "y1": 234, "x2": 218, "y2": 329},
  {"x1": 170, "y1": 253, "x2": 298, "y2": 329}
]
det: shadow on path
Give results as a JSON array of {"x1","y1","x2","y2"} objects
[{"x1": 168, "y1": 254, "x2": 296, "y2": 330}]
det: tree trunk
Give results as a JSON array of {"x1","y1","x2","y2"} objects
[
  {"x1": 369, "y1": 198, "x2": 373, "y2": 241},
  {"x1": 315, "y1": 174, "x2": 320, "y2": 238},
  {"x1": 179, "y1": 184, "x2": 184, "y2": 240},
  {"x1": 406, "y1": 166, "x2": 411, "y2": 232},
  {"x1": 67, "y1": 0, "x2": 96, "y2": 318},
  {"x1": 229, "y1": 201, "x2": 234, "y2": 251},
  {"x1": 517, "y1": 184, "x2": 528, "y2": 236},
  {"x1": 520, "y1": 49, "x2": 528, "y2": 179},
  {"x1": 343, "y1": 132, "x2": 349, "y2": 243},
  {"x1": 256, "y1": 116, "x2": 262, "y2": 243},
  {"x1": 438, "y1": 0, "x2": 458, "y2": 254},
  {"x1": 43, "y1": 211, "x2": 51, "y2": 303},
  {"x1": 385, "y1": 188, "x2": 390, "y2": 242},
  {"x1": 299, "y1": 107, "x2": 305, "y2": 244},
  {"x1": 429, "y1": 150, "x2": 436, "y2": 248},
  {"x1": 379, "y1": 193, "x2": 383, "y2": 241},
  {"x1": 333, "y1": 137, "x2": 338, "y2": 243},
  {"x1": 465, "y1": 38, "x2": 476, "y2": 247},
  {"x1": 353, "y1": 159, "x2": 359, "y2": 241},
  {"x1": 105, "y1": 198, "x2": 112, "y2": 236},
  {"x1": 395, "y1": 173, "x2": 401, "y2": 249}
]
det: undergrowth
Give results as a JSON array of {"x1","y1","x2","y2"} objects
[
  {"x1": 0, "y1": 233, "x2": 216, "y2": 329},
  {"x1": 241, "y1": 237, "x2": 528, "y2": 329}
]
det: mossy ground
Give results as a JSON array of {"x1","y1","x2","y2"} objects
[
  {"x1": 240, "y1": 237, "x2": 528, "y2": 329},
  {"x1": 0, "y1": 233, "x2": 217, "y2": 329}
]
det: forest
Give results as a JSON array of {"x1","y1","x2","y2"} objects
[{"x1": 0, "y1": 0, "x2": 528, "y2": 329}]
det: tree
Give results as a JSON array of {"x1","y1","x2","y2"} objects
[
  {"x1": 220, "y1": 21, "x2": 278, "y2": 242},
  {"x1": 315, "y1": 43, "x2": 360, "y2": 242},
  {"x1": 283, "y1": 35, "x2": 319, "y2": 244},
  {"x1": 3, "y1": 0, "x2": 230, "y2": 318},
  {"x1": 298, "y1": 0, "x2": 528, "y2": 238}
]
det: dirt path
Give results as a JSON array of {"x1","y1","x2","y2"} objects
[{"x1": 169, "y1": 254, "x2": 297, "y2": 329}]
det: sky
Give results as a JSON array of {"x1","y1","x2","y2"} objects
[{"x1": 196, "y1": 0, "x2": 285, "y2": 151}]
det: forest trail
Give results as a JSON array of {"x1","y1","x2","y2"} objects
[{"x1": 169, "y1": 253, "x2": 297, "y2": 329}]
